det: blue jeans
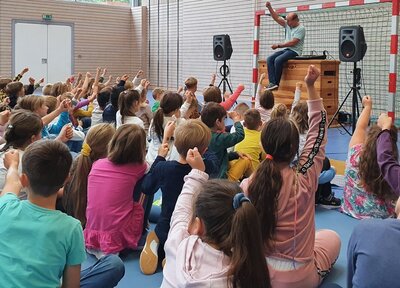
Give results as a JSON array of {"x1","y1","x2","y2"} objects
[
  {"x1": 267, "y1": 49, "x2": 298, "y2": 85},
  {"x1": 80, "y1": 254, "x2": 125, "y2": 288}
]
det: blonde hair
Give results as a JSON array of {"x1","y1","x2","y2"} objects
[
  {"x1": 63, "y1": 123, "x2": 115, "y2": 227},
  {"x1": 124, "y1": 80, "x2": 133, "y2": 90},
  {"x1": 290, "y1": 102, "x2": 308, "y2": 134},
  {"x1": 50, "y1": 82, "x2": 69, "y2": 96},
  {"x1": 270, "y1": 103, "x2": 288, "y2": 120},
  {"x1": 44, "y1": 96, "x2": 58, "y2": 113},
  {"x1": 108, "y1": 124, "x2": 146, "y2": 164},
  {"x1": 42, "y1": 84, "x2": 53, "y2": 96},
  {"x1": 152, "y1": 87, "x2": 165, "y2": 100},
  {"x1": 234, "y1": 103, "x2": 250, "y2": 117},
  {"x1": 184, "y1": 77, "x2": 198, "y2": 90},
  {"x1": 174, "y1": 119, "x2": 211, "y2": 156},
  {"x1": 15, "y1": 95, "x2": 45, "y2": 112}
]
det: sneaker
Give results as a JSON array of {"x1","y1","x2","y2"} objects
[
  {"x1": 318, "y1": 194, "x2": 341, "y2": 209},
  {"x1": 139, "y1": 230, "x2": 159, "y2": 275},
  {"x1": 266, "y1": 83, "x2": 278, "y2": 90}
]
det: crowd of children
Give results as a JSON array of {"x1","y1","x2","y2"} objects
[{"x1": 0, "y1": 61, "x2": 398, "y2": 288}]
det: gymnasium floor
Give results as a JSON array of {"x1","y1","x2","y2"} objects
[{"x1": 83, "y1": 114, "x2": 358, "y2": 287}]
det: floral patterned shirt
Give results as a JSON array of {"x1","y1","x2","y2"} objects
[{"x1": 340, "y1": 143, "x2": 395, "y2": 219}]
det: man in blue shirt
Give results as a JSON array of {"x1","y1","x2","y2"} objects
[{"x1": 265, "y1": 1, "x2": 306, "y2": 90}]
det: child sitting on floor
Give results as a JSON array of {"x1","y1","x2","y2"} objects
[
  {"x1": 341, "y1": 96, "x2": 398, "y2": 219},
  {"x1": 201, "y1": 102, "x2": 244, "y2": 179},
  {"x1": 84, "y1": 124, "x2": 147, "y2": 257},
  {"x1": 140, "y1": 119, "x2": 212, "y2": 275},
  {"x1": 161, "y1": 148, "x2": 270, "y2": 288},
  {"x1": 0, "y1": 140, "x2": 124, "y2": 287}
]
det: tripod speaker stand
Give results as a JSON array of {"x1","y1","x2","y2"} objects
[
  {"x1": 218, "y1": 60, "x2": 233, "y2": 95},
  {"x1": 328, "y1": 62, "x2": 363, "y2": 135}
]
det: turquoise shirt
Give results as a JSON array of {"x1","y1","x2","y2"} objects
[
  {"x1": 285, "y1": 24, "x2": 306, "y2": 56},
  {"x1": 0, "y1": 193, "x2": 86, "y2": 288}
]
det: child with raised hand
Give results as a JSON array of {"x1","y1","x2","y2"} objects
[
  {"x1": 15, "y1": 95, "x2": 72, "y2": 142},
  {"x1": 152, "y1": 87, "x2": 165, "y2": 112},
  {"x1": 376, "y1": 113, "x2": 400, "y2": 194},
  {"x1": 63, "y1": 123, "x2": 115, "y2": 228},
  {"x1": 201, "y1": 102, "x2": 245, "y2": 179},
  {"x1": 84, "y1": 124, "x2": 147, "y2": 257},
  {"x1": 346, "y1": 113, "x2": 400, "y2": 288},
  {"x1": 0, "y1": 140, "x2": 124, "y2": 288},
  {"x1": 116, "y1": 89, "x2": 144, "y2": 128},
  {"x1": 136, "y1": 79, "x2": 153, "y2": 133},
  {"x1": 270, "y1": 103, "x2": 288, "y2": 119},
  {"x1": 257, "y1": 73, "x2": 275, "y2": 123},
  {"x1": 0, "y1": 110, "x2": 43, "y2": 191},
  {"x1": 161, "y1": 147, "x2": 270, "y2": 288},
  {"x1": 140, "y1": 119, "x2": 212, "y2": 275},
  {"x1": 291, "y1": 101, "x2": 341, "y2": 208},
  {"x1": 203, "y1": 83, "x2": 245, "y2": 111},
  {"x1": 228, "y1": 109, "x2": 263, "y2": 181},
  {"x1": 241, "y1": 65, "x2": 341, "y2": 287},
  {"x1": 146, "y1": 92, "x2": 186, "y2": 165},
  {"x1": 341, "y1": 96, "x2": 398, "y2": 219}
]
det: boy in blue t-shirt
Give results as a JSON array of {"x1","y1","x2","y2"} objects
[{"x1": 0, "y1": 140, "x2": 124, "y2": 287}]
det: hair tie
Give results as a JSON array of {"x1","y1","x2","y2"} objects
[
  {"x1": 265, "y1": 154, "x2": 274, "y2": 160},
  {"x1": 81, "y1": 142, "x2": 91, "y2": 157},
  {"x1": 7, "y1": 124, "x2": 13, "y2": 130},
  {"x1": 232, "y1": 193, "x2": 251, "y2": 210}
]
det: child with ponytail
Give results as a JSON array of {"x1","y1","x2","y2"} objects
[
  {"x1": 0, "y1": 110, "x2": 43, "y2": 191},
  {"x1": 241, "y1": 65, "x2": 341, "y2": 287},
  {"x1": 146, "y1": 92, "x2": 185, "y2": 164},
  {"x1": 116, "y1": 89, "x2": 144, "y2": 128},
  {"x1": 63, "y1": 123, "x2": 115, "y2": 227},
  {"x1": 161, "y1": 147, "x2": 270, "y2": 288}
]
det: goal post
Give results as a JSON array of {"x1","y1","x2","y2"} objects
[{"x1": 252, "y1": 0, "x2": 399, "y2": 120}]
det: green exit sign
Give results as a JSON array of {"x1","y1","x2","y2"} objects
[{"x1": 42, "y1": 14, "x2": 52, "y2": 21}]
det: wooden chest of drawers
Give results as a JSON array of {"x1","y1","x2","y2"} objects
[{"x1": 258, "y1": 59, "x2": 340, "y2": 121}]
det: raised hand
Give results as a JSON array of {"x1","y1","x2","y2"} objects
[
  {"x1": 4, "y1": 149, "x2": 19, "y2": 170},
  {"x1": 377, "y1": 113, "x2": 392, "y2": 130},
  {"x1": 158, "y1": 142, "x2": 169, "y2": 158},
  {"x1": 186, "y1": 147, "x2": 205, "y2": 171},
  {"x1": 304, "y1": 65, "x2": 320, "y2": 86},
  {"x1": 21, "y1": 67, "x2": 29, "y2": 75},
  {"x1": 163, "y1": 120, "x2": 176, "y2": 142},
  {"x1": 136, "y1": 70, "x2": 144, "y2": 78},
  {"x1": 361, "y1": 96, "x2": 372, "y2": 108},
  {"x1": 228, "y1": 111, "x2": 241, "y2": 122}
]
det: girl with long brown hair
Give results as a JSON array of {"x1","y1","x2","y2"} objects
[
  {"x1": 241, "y1": 65, "x2": 341, "y2": 287},
  {"x1": 341, "y1": 96, "x2": 398, "y2": 219},
  {"x1": 62, "y1": 123, "x2": 115, "y2": 227},
  {"x1": 161, "y1": 147, "x2": 270, "y2": 288}
]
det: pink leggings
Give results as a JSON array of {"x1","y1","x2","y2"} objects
[{"x1": 268, "y1": 229, "x2": 341, "y2": 288}]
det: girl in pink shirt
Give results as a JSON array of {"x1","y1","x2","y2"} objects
[
  {"x1": 241, "y1": 65, "x2": 341, "y2": 288},
  {"x1": 84, "y1": 124, "x2": 147, "y2": 256},
  {"x1": 162, "y1": 148, "x2": 270, "y2": 288}
]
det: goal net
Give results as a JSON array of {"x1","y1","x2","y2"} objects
[{"x1": 258, "y1": 2, "x2": 394, "y2": 119}]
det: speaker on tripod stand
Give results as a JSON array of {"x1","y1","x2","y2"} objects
[
  {"x1": 329, "y1": 26, "x2": 367, "y2": 135},
  {"x1": 213, "y1": 34, "x2": 233, "y2": 94}
]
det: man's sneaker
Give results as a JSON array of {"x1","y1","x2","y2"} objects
[
  {"x1": 139, "y1": 230, "x2": 159, "y2": 275},
  {"x1": 318, "y1": 194, "x2": 341, "y2": 209},
  {"x1": 266, "y1": 83, "x2": 278, "y2": 90}
]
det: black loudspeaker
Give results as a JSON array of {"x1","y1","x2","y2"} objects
[
  {"x1": 339, "y1": 26, "x2": 367, "y2": 62},
  {"x1": 213, "y1": 34, "x2": 233, "y2": 61}
]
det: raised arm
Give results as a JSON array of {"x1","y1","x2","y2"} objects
[
  {"x1": 348, "y1": 96, "x2": 372, "y2": 148},
  {"x1": 266, "y1": 2, "x2": 286, "y2": 27},
  {"x1": 1, "y1": 150, "x2": 22, "y2": 197},
  {"x1": 297, "y1": 65, "x2": 327, "y2": 194},
  {"x1": 376, "y1": 113, "x2": 400, "y2": 195},
  {"x1": 220, "y1": 84, "x2": 245, "y2": 111}
]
